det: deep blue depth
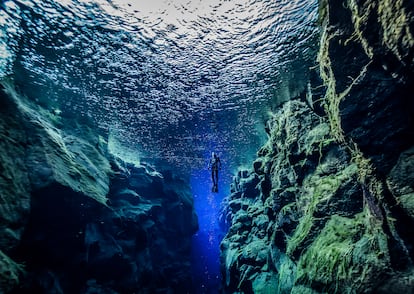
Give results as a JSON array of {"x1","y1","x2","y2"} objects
[{"x1": 190, "y1": 158, "x2": 231, "y2": 293}]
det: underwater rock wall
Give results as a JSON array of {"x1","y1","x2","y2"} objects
[
  {"x1": 220, "y1": 0, "x2": 414, "y2": 293},
  {"x1": 0, "y1": 81, "x2": 198, "y2": 293}
]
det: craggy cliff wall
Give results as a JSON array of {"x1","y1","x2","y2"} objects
[
  {"x1": 220, "y1": 0, "x2": 414, "y2": 293},
  {"x1": 0, "y1": 81, "x2": 198, "y2": 293}
]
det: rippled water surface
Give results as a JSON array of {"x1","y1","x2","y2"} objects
[{"x1": 1, "y1": 0, "x2": 319, "y2": 171}]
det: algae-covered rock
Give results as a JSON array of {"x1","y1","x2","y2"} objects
[
  {"x1": 286, "y1": 163, "x2": 362, "y2": 259},
  {"x1": 296, "y1": 213, "x2": 389, "y2": 292},
  {"x1": 0, "y1": 79, "x2": 115, "y2": 294},
  {"x1": 318, "y1": 0, "x2": 414, "y2": 173},
  {"x1": 220, "y1": 100, "x2": 355, "y2": 293},
  {"x1": 0, "y1": 81, "x2": 112, "y2": 292},
  {"x1": 1, "y1": 80, "x2": 111, "y2": 205},
  {"x1": 0, "y1": 82, "x2": 30, "y2": 256},
  {"x1": 220, "y1": 0, "x2": 414, "y2": 292},
  {"x1": 221, "y1": 42, "x2": 414, "y2": 291}
]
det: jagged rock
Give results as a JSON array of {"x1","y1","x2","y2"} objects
[
  {"x1": 318, "y1": 0, "x2": 414, "y2": 175},
  {"x1": 11, "y1": 159, "x2": 198, "y2": 294},
  {"x1": 0, "y1": 81, "x2": 198, "y2": 294},
  {"x1": 0, "y1": 97, "x2": 30, "y2": 293},
  {"x1": 387, "y1": 147, "x2": 414, "y2": 219},
  {"x1": 221, "y1": 62, "x2": 414, "y2": 294},
  {"x1": 220, "y1": 100, "x2": 356, "y2": 292},
  {"x1": 221, "y1": 0, "x2": 414, "y2": 292}
]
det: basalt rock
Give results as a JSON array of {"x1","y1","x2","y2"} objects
[
  {"x1": 318, "y1": 0, "x2": 414, "y2": 175},
  {"x1": 220, "y1": 100, "x2": 376, "y2": 293},
  {"x1": 0, "y1": 81, "x2": 198, "y2": 294},
  {"x1": 220, "y1": 0, "x2": 414, "y2": 292}
]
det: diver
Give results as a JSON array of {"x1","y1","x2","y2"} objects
[{"x1": 208, "y1": 152, "x2": 222, "y2": 193}]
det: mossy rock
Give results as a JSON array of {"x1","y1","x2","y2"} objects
[
  {"x1": 295, "y1": 212, "x2": 389, "y2": 293},
  {"x1": 286, "y1": 163, "x2": 359, "y2": 258}
]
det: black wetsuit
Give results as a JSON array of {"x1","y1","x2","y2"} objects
[{"x1": 210, "y1": 155, "x2": 221, "y2": 191}]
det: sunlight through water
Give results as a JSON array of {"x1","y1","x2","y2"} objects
[
  {"x1": 1, "y1": 1, "x2": 319, "y2": 291},
  {"x1": 0, "y1": 0, "x2": 318, "y2": 293},
  {"x1": 2, "y1": 0, "x2": 319, "y2": 172}
]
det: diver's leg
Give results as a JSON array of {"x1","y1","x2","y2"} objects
[{"x1": 212, "y1": 170, "x2": 216, "y2": 186}]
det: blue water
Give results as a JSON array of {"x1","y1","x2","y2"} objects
[
  {"x1": 191, "y1": 163, "x2": 231, "y2": 293},
  {"x1": 1, "y1": 0, "x2": 318, "y2": 170},
  {"x1": 1, "y1": 0, "x2": 319, "y2": 292}
]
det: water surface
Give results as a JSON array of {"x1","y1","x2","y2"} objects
[{"x1": 1, "y1": 0, "x2": 318, "y2": 171}]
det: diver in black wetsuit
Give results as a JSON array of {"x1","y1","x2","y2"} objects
[{"x1": 208, "y1": 152, "x2": 221, "y2": 192}]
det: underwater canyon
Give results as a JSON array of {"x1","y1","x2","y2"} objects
[{"x1": 1, "y1": 0, "x2": 414, "y2": 293}]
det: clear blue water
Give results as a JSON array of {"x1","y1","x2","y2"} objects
[
  {"x1": 1, "y1": 0, "x2": 318, "y2": 169},
  {"x1": 191, "y1": 166, "x2": 231, "y2": 293},
  {"x1": 1, "y1": 0, "x2": 319, "y2": 291}
]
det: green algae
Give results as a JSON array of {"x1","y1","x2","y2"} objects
[
  {"x1": 378, "y1": 0, "x2": 414, "y2": 61},
  {"x1": 318, "y1": 16, "x2": 372, "y2": 146},
  {"x1": 295, "y1": 212, "x2": 389, "y2": 293},
  {"x1": 346, "y1": 0, "x2": 414, "y2": 62},
  {"x1": 304, "y1": 122, "x2": 333, "y2": 159},
  {"x1": 318, "y1": 0, "x2": 328, "y2": 26},
  {"x1": 317, "y1": 0, "x2": 388, "y2": 226},
  {"x1": 286, "y1": 164, "x2": 358, "y2": 257},
  {"x1": 346, "y1": 0, "x2": 375, "y2": 58},
  {"x1": 317, "y1": 18, "x2": 344, "y2": 143}
]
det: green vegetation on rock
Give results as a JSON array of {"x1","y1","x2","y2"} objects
[
  {"x1": 222, "y1": 0, "x2": 414, "y2": 292},
  {"x1": 296, "y1": 211, "x2": 389, "y2": 293},
  {"x1": 286, "y1": 163, "x2": 358, "y2": 257}
]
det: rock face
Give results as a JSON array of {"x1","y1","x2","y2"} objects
[
  {"x1": 220, "y1": 0, "x2": 414, "y2": 293},
  {"x1": 0, "y1": 81, "x2": 198, "y2": 293}
]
